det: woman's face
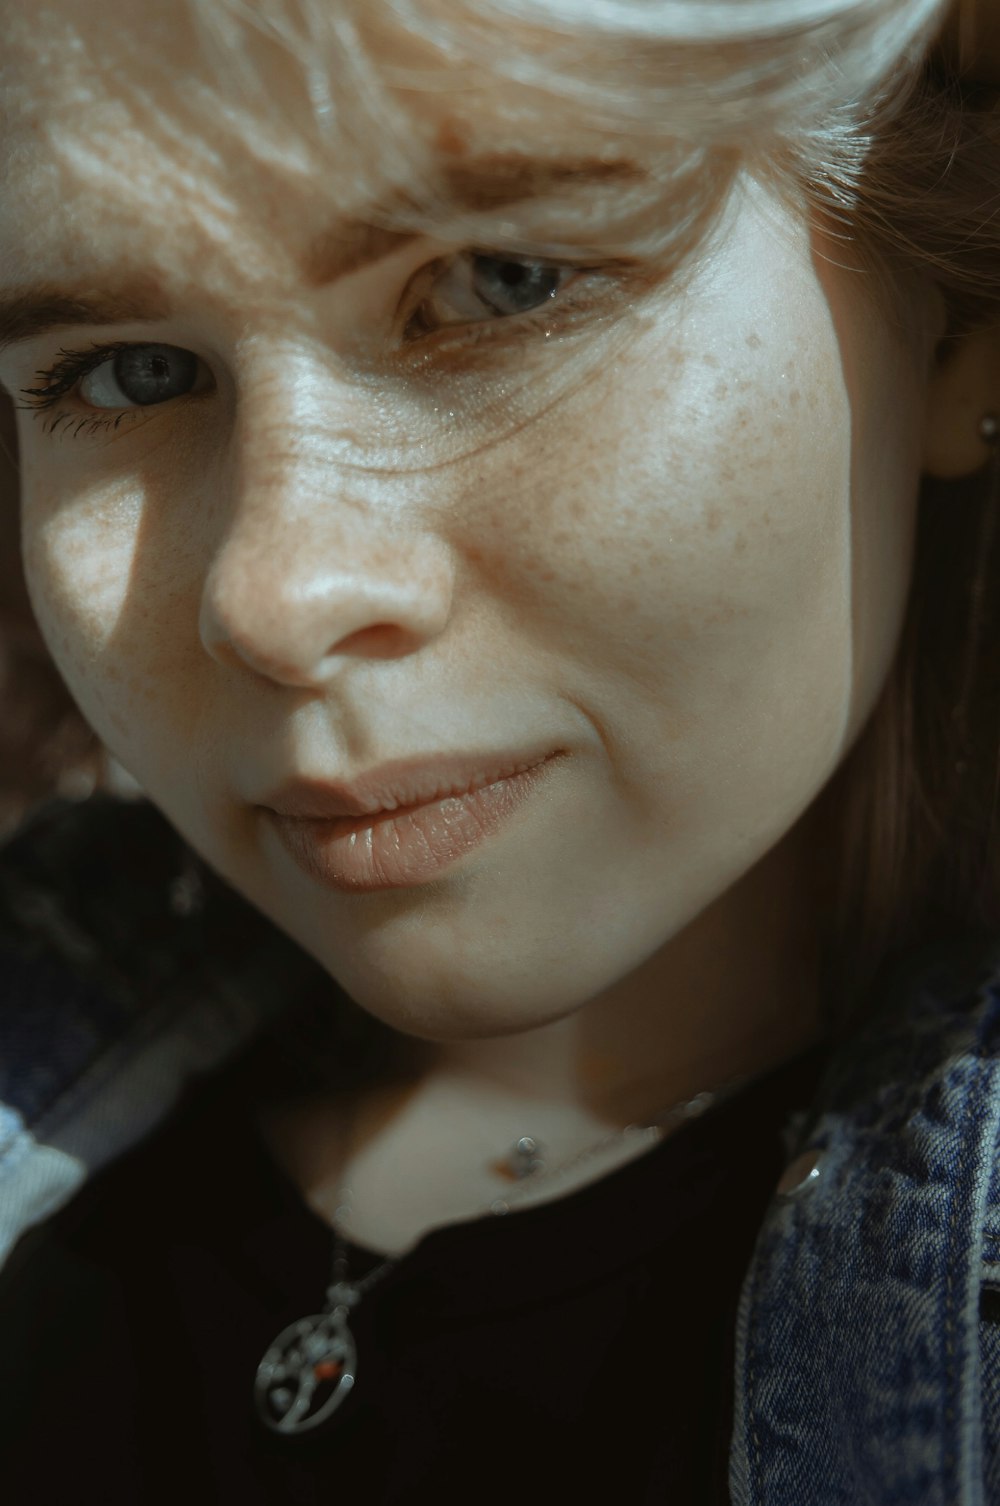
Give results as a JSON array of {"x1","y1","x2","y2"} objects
[{"x1": 0, "y1": 2, "x2": 945, "y2": 1042}]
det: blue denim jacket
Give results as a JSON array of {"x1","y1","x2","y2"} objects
[{"x1": 3, "y1": 793, "x2": 1000, "y2": 1504}]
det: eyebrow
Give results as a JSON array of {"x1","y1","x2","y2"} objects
[{"x1": 0, "y1": 155, "x2": 643, "y2": 356}]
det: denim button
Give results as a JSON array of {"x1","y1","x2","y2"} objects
[{"x1": 776, "y1": 1148, "x2": 824, "y2": 1198}]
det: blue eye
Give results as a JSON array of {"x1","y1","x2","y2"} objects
[
  {"x1": 405, "y1": 252, "x2": 576, "y2": 341},
  {"x1": 16, "y1": 340, "x2": 212, "y2": 438},
  {"x1": 79, "y1": 344, "x2": 202, "y2": 409},
  {"x1": 469, "y1": 256, "x2": 562, "y2": 316}
]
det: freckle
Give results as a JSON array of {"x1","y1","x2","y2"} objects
[
  {"x1": 705, "y1": 506, "x2": 721, "y2": 533},
  {"x1": 746, "y1": 331, "x2": 762, "y2": 350},
  {"x1": 714, "y1": 380, "x2": 729, "y2": 400},
  {"x1": 435, "y1": 118, "x2": 468, "y2": 156},
  {"x1": 789, "y1": 389, "x2": 801, "y2": 406},
  {"x1": 702, "y1": 353, "x2": 720, "y2": 369},
  {"x1": 734, "y1": 534, "x2": 747, "y2": 556}
]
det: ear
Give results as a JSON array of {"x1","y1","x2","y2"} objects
[{"x1": 923, "y1": 322, "x2": 1000, "y2": 479}]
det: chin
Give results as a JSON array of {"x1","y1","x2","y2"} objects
[{"x1": 323, "y1": 966, "x2": 583, "y2": 1044}]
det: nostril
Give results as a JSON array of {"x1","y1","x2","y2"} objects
[
  {"x1": 328, "y1": 622, "x2": 425, "y2": 661},
  {"x1": 203, "y1": 614, "x2": 432, "y2": 686}
]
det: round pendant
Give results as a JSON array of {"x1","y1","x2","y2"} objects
[{"x1": 254, "y1": 1306, "x2": 358, "y2": 1435}]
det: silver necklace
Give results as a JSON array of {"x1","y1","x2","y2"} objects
[{"x1": 253, "y1": 1071, "x2": 750, "y2": 1435}]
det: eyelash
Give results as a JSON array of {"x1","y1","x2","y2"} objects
[
  {"x1": 17, "y1": 341, "x2": 140, "y2": 438},
  {"x1": 14, "y1": 255, "x2": 610, "y2": 440}
]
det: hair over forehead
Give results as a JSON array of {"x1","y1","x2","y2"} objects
[
  {"x1": 181, "y1": 0, "x2": 950, "y2": 134},
  {"x1": 0, "y1": 0, "x2": 956, "y2": 273},
  {"x1": 64, "y1": 0, "x2": 937, "y2": 273}
]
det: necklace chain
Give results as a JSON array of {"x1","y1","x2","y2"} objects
[
  {"x1": 254, "y1": 1069, "x2": 750, "y2": 1435},
  {"x1": 332, "y1": 1075, "x2": 748, "y2": 1276}
]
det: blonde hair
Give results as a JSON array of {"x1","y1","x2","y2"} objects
[{"x1": 2, "y1": 0, "x2": 999, "y2": 1035}]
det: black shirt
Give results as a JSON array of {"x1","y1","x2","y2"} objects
[{"x1": 0, "y1": 1036, "x2": 828, "y2": 1505}]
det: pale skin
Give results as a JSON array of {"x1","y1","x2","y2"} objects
[{"x1": 1, "y1": 2, "x2": 998, "y2": 1255}]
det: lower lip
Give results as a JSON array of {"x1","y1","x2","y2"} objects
[{"x1": 264, "y1": 757, "x2": 558, "y2": 893}]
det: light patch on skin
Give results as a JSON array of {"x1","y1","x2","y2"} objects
[{"x1": 0, "y1": 0, "x2": 943, "y2": 1124}]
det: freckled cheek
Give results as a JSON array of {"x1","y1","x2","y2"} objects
[{"x1": 471, "y1": 382, "x2": 843, "y2": 657}]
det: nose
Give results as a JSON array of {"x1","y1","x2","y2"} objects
[{"x1": 199, "y1": 478, "x2": 455, "y2": 690}]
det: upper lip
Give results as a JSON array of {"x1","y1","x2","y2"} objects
[{"x1": 259, "y1": 746, "x2": 561, "y2": 820}]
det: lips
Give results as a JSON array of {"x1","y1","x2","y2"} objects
[
  {"x1": 259, "y1": 746, "x2": 561, "y2": 821},
  {"x1": 258, "y1": 748, "x2": 565, "y2": 891}
]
